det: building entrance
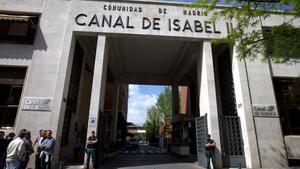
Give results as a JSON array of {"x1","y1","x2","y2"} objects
[{"x1": 59, "y1": 34, "x2": 246, "y2": 168}]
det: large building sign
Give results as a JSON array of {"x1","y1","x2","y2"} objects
[{"x1": 71, "y1": 2, "x2": 230, "y2": 39}]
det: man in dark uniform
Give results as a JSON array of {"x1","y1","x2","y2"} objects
[
  {"x1": 205, "y1": 134, "x2": 216, "y2": 169},
  {"x1": 85, "y1": 131, "x2": 97, "y2": 169}
]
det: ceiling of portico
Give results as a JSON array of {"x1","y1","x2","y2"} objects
[{"x1": 79, "y1": 35, "x2": 202, "y2": 85}]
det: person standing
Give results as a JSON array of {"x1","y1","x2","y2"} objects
[
  {"x1": 205, "y1": 134, "x2": 216, "y2": 169},
  {"x1": 5, "y1": 133, "x2": 15, "y2": 142},
  {"x1": 35, "y1": 129, "x2": 46, "y2": 169},
  {"x1": 0, "y1": 131, "x2": 6, "y2": 169},
  {"x1": 73, "y1": 133, "x2": 82, "y2": 162},
  {"x1": 85, "y1": 131, "x2": 97, "y2": 169},
  {"x1": 6, "y1": 129, "x2": 26, "y2": 169},
  {"x1": 20, "y1": 131, "x2": 34, "y2": 169},
  {"x1": 33, "y1": 129, "x2": 44, "y2": 147},
  {"x1": 1, "y1": 132, "x2": 15, "y2": 169},
  {"x1": 40, "y1": 130, "x2": 55, "y2": 169}
]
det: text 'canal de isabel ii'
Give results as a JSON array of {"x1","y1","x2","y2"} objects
[{"x1": 75, "y1": 14, "x2": 222, "y2": 34}]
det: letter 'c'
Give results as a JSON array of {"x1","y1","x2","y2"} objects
[{"x1": 75, "y1": 14, "x2": 87, "y2": 26}]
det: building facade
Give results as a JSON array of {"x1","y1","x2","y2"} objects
[{"x1": 0, "y1": 0, "x2": 300, "y2": 168}]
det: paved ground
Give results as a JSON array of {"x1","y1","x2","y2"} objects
[{"x1": 65, "y1": 145, "x2": 203, "y2": 169}]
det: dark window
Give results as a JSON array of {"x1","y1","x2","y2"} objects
[
  {"x1": 273, "y1": 78, "x2": 300, "y2": 135},
  {"x1": 217, "y1": 46, "x2": 237, "y2": 116},
  {"x1": 0, "y1": 14, "x2": 39, "y2": 44},
  {"x1": 0, "y1": 85, "x2": 23, "y2": 128},
  {"x1": 0, "y1": 67, "x2": 26, "y2": 129}
]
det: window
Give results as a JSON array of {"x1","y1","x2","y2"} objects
[
  {"x1": 0, "y1": 14, "x2": 39, "y2": 44},
  {"x1": 0, "y1": 85, "x2": 22, "y2": 128},
  {"x1": 0, "y1": 67, "x2": 26, "y2": 129},
  {"x1": 273, "y1": 78, "x2": 300, "y2": 135}
]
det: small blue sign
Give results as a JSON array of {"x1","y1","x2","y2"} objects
[{"x1": 89, "y1": 117, "x2": 97, "y2": 127}]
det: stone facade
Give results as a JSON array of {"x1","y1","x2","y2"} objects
[{"x1": 0, "y1": 0, "x2": 300, "y2": 168}]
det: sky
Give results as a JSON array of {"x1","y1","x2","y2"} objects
[{"x1": 127, "y1": 85, "x2": 166, "y2": 126}]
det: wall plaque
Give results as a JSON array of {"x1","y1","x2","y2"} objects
[
  {"x1": 89, "y1": 117, "x2": 97, "y2": 127},
  {"x1": 253, "y1": 104, "x2": 278, "y2": 117},
  {"x1": 22, "y1": 97, "x2": 52, "y2": 111}
]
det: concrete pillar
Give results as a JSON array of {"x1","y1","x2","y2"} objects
[
  {"x1": 50, "y1": 31, "x2": 76, "y2": 167},
  {"x1": 110, "y1": 82, "x2": 119, "y2": 142},
  {"x1": 232, "y1": 46, "x2": 288, "y2": 168},
  {"x1": 172, "y1": 85, "x2": 179, "y2": 116},
  {"x1": 231, "y1": 47, "x2": 261, "y2": 168},
  {"x1": 84, "y1": 35, "x2": 108, "y2": 166},
  {"x1": 196, "y1": 41, "x2": 222, "y2": 168}
]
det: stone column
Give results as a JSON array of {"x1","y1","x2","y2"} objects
[
  {"x1": 110, "y1": 82, "x2": 119, "y2": 142},
  {"x1": 232, "y1": 46, "x2": 287, "y2": 168},
  {"x1": 84, "y1": 35, "x2": 108, "y2": 166},
  {"x1": 231, "y1": 47, "x2": 261, "y2": 168},
  {"x1": 196, "y1": 41, "x2": 222, "y2": 168},
  {"x1": 172, "y1": 85, "x2": 179, "y2": 116}
]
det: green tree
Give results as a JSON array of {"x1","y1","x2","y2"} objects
[
  {"x1": 192, "y1": 0, "x2": 300, "y2": 64},
  {"x1": 145, "y1": 87, "x2": 173, "y2": 141},
  {"x1": 145, "y1": 106, "x2": 161, "y2": 141},
  {"x1": 156, "y1": 87, "x2": 172, "y2": 122}
]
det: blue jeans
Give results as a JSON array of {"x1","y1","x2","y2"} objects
[
  {"x1": 85, "y1": 148, "x2": 96, "y2": 168},
  {"x1": 206, "y1": 151, "x2": 215, "y2": 169},
  {"x1": 6, "y1": 160, "x2": 20, "y2": 169}
]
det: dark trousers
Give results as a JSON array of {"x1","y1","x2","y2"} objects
[
  {"x1": 0, "y1": 153, "x2": 5, "y2": 169},
  {"x1": 73, "y1": 147, "x2": 81, "y2": 162},
  {"x1": 19, "y1": 154, "x2": 30, "y2": 169},
  {"x1": 41, "y1": 154, "x2": 52, "y2": 169},
  {"x1": 35, "y1": 154, "x2": 42, "y2": 169},
  {"x1": 85, "y1": 148, "x2": 96, "y2": 169},
  {"x1": 206, "y1": 151, "x2": 215, "y2": 169}
]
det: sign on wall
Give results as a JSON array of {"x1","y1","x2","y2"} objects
[
  {"x1": 89, "y1": 117, "x2": 97, "y2": 127},
  {"x1": 71, "y1": 1, "x2": 231, "y2": 39},
  {"x1": 252, "y1": 104, "x2": 278, "y2": 117},
  {"x1": 22, "y1": 97, "x2": 52, "y2": 111}
]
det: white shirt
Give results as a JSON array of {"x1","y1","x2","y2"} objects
[{"x1": 6, "y1": 137, "x2": 26, "y2": 162}]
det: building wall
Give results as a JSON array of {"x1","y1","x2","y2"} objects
[
  {"x1": 0, "y1": 0, "x2": 300, "y2": 168},
  {"x1": 1, "y1": 0, "x2": 72, "y2": 167},
  {"x1": 245, "y1": 58, "x2": 288, "y2": 167}
]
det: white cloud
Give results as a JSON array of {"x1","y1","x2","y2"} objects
[{"x1": 127, "y1": 85, "x2": 158, "y2": 125}]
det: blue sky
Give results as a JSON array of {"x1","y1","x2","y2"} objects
[{"x1": 127, "y1": 85, "x2": 166, "y2": 125}]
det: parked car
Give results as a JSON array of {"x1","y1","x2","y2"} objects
[{"x1": 127, "y1": 138, "x2": 139, "y2": 149}]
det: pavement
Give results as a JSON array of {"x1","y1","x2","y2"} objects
[{"x1": 65, "y1": 145, "x2": 203, "y2": 169}]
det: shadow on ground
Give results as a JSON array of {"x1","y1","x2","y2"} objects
[{"x1": 65, "y1": 145, "x2": 200, "y2": 169}]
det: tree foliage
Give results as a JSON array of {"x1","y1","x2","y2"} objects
[
  {"x1": 192, "y1": 0, "x2": 300, "y2": 64},
  {"x1": 145, "y1": 106, "x2": 161, "y2": 141},
  {"x1": 145, "y1": 87, "x2": 172, "y2": 141},
  {"x1": 156, "y1": 87, "x2": 172, "y2": 121}
]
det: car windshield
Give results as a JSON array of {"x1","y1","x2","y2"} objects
[{"x1": 129, "y1": 138, "x2": 137, "y2": 142}]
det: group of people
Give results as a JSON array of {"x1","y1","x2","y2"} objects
[
  {"x1": 1, "y1": 129, "x2": 213, "y2": 169},
  {"x1": 0, "y1": 129, "x2": 55, "y2": 169}
]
